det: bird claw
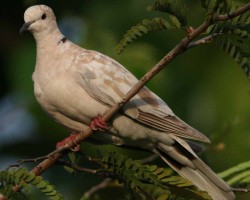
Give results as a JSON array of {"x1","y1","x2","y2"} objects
[
  {"x1": 56, "y1": 133, "x2": 80, "y2": 152},
  {"x1": 90, "y1": 114, "x2": 109, "y2": 131}
]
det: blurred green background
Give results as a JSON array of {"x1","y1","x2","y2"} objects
[{"x1": 0, "y1": 0, "x2": 249, "y2": 199}]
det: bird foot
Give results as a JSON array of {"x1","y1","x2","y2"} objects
[
  {"x1": 56, "y1": 133, "x2": 80, "y2": 152},
  {"x1": 90, "y1": 114, "x2": 109, "y2": 131}
]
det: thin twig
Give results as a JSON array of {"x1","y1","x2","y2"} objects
[
  {"x1": 187, "y1": 33, "x2": 223, "y2": 49},
  {"x1": 56, "y1": 159, "x2": 98, "y2": 175},
  {"x1": 83, "y1": 178, "x2": 115, "y2": 198},
  {"x1": 57, "y1": 154, "x2": 159, "y2": 174},
  {"x1": 11, "y1": 2, "x2": 250, "y2": 195},
  {"x1": 232, "y1": 187, "x2": 250, "y2": 193},
  {"x1": 12, "y1": 151, "x2": 67, "y2": 193},
  {"x1": 9, "y1": 147, "x2": 70, "y2": 169},
  {"x1": 187, "y1": 35, "x2": 213, "y2": 49}
]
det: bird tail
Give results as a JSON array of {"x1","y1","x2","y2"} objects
[{"x1": 155, "y1": 135, "x2": 235, "y2": 200}]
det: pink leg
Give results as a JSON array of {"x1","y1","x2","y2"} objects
[
  {"x1": 56, "y1": 133, "x2": 80, "y2": 152},
  {"x1": 90, "y1": 114, "x2": 109, "y2": 131}
]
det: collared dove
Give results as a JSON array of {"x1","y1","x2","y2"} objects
[{"x1": 20, "y1": 5, "x2": 235, "y2": 200}]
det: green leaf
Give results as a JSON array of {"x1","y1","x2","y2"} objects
[
  {"x1": 219, "y1": 160, "x2": 250, "y2": 178},
  {"x1": 219, "y1": 160, "x2": 250, "y2": 186},
  {"x1": 147, "y1": 0, "x2": 187, "y2": 26},
  {"x1": 30, "y1": 176, "x2": 43, "y2": 185},
  {"x1": 36, "y1": 180, "x2": 48, "y2": 189},
  {"x1": 116, "y1": 17, "x2": 178, "y2": 54},
  {"x1": 148, "y1": 165, "x2": 158, "y2": 172},
  {"x1": 24, "y1": 172, "x2": 36, "y2": 183},
  {"x1": 64, "y1": 166, "x2": 75, "y2": 174},
  {"x1": 227, "y1": 170, "x2": 250, "y2": 185},
  {"x1": 157, "y1": 194, "x2": 168, "y2": 200},
  {"x1": 0, "y1": 170, "x2": 18, "y2": 185},
  {"x1": 41, "y1": 185, "x2": 55, "y2": 193},
  {"x1": 68, "y1": 152, "x2": 77, "y2": 163},
  {"x1": 14, "y1": 168, "x2": 28, "y2": 180},
  {"x1": 201, "y1": 0, "x2": 231, "y2": 16},
  {"x1": 157, "y1": 168, "x2": 173, "y2": 179},
  {"x1": 125, "y1": 158, "x2": 133, "y2": 169},
  {"x1": 0, "y1": 168, "x2": 63, "y2": 199},
  {"x1": 98, "y1": 151, "x2": 211, "y2": 200},
  {"x1": 217, "y1": 37, "x2": 250, "y2": 79},
  {"x1": 207, "y1": 8, "x2": 250, "y2": 80}
]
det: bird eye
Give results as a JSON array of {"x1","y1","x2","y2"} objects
[{"x1": 41, "y1": 13, "x2": 47, "y2": 20}]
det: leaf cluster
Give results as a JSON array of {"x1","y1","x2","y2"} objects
[
  {"x1": 116, "y1": 0, "x2": 187, "y2": 54},
  {"x1": 0, "y1": 168, "x2": 63, "y2": 200},
  {"x1": 207, "y1": 3, "x2": 250, "y2": 79},
  {"x1": 201, "y1": 0, "x2": 231, "y2": 17},
  {"x1": 65, "y1": 151, "x2": 211, "y2": 200},
  {"x1": 63, "y1": 151, "x2": 250, "y2": 199},
  {"x1": 116, "y1": 0, "x2": 250, "y2": 79},
  {"x1": 99, "y1": 152, "x2": 212, "y2": 200},
  {"x1": 219, "y1": 160, "x2": 250, "y2": 187}
]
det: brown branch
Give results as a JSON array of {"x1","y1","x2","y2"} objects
[
  {"x1": 215, "y1": 3, "x2": 250, "y2": 22},
  {"x1": 0, "y1": 194, "x2": 7, "y2": 200},
  {"x1": 187, "y1": 2, "x2": 250, "y2": 49},
  {"x1": 65, "y1": 2, "x2": 250, "y2": 151},
  {"x1": 10, "y1": 2, "x2": 250, "y2": 196},
  {"x1": 12, "y1": 151, "x2": 66, "y2": 193}
]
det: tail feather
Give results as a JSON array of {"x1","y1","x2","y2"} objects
[
  {"x1": 180, "y1": 167, "x2": 234, "y2": 200},
  {"x1": 155, "y1": 135, "x2": 235, "y2": 200}
]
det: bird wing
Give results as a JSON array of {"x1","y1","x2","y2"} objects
[{"x1": 75, "y1": 49, "x2": 210, "y2": 143}]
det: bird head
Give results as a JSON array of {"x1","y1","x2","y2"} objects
[{"x1": 20, "y1": 5, "x2": 57, "y2": 35}]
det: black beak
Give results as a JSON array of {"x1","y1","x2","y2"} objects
[{"x1": 19, "y1": 21, "x2": 34, "y2": 34}]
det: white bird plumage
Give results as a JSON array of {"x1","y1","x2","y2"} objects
[{"x1": 21, "y1": 5, "x2": 235, "y2": 200}]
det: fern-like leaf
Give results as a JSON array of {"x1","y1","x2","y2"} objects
[
  {"x1": 0, "y1": 169, "x2": 28, "y2": 200},
  {"x1": 201, "y1": 0, "x2": 231, "y2": 16},
  {"x1": 220, "y1": 38, "x2": 250, "y2": 79},
  {"x1": 147, "y1": 0, "x2": 187, "y2": 26},
  {"x1": 219, "y1": 160, "x2": 250, "y2": 187},
  {"x1": 98, "y1": 152, "x2": 211, "y2": 200},
  {"x1": 116, "y1": 17, "x2": 178, "y2": 54},
  {"x1": 206, "y1": 5, "x2": 250, "y2": 79},
  {"x1": 0, "y1": 168, "x2": 64, "y2": 200}
]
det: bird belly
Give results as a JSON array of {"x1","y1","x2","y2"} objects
[
  {"x1": 33, "y1": 71, "x2": 110, "y2": 131},
  {"x1": 32, "y1": 71, "x2": 169, "y2": 150}
]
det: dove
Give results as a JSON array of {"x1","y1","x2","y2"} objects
[{"x1": 20, "y1": 5, "x2": 235, "y2": 200}]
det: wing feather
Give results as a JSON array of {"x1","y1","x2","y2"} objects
[
  {"x1": 138, "y1": 111, "x2": 210, "y2": 142},
  {"x1": 76, "y1": 49, "x2": 210, "y2": 142}
]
